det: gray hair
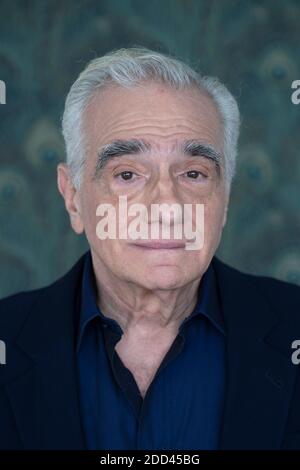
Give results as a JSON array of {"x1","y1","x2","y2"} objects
[{"x1": 61, "y1": 47, "x2": 240, "y2": 191}]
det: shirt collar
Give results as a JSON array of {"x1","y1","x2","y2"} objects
[
  {"x1": 77, "y1": 251, "x2": 225, "y2": 353},
  {"x1": 77, "y1": 251, "x2": 122, "y2": 353},
  {"x1": 178, "y1": 258, "x2": 225, "y2": 336}
]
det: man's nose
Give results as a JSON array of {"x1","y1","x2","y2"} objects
[
  {"x1": 148, "y1": 173, "x2": 181, "y2": 204},
  {"x1": 146, "y1": 176, "x2": 183, "y2": 226}
]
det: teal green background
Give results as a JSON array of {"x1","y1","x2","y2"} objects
[{"x1": 0, "y1": 0, "x2": 300, "y2": 298}]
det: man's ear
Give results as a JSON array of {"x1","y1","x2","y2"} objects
[
  {"x1": 222, "y1": 206, "x2": 228, "y2": 228},
  {"x1": 222, "y1": 190, "x2": 230, "y2": 228},
  {"x1": 57, "y1": 163, "x2": 84, "y2": 234}
]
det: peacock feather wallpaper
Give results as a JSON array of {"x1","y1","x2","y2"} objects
[{"x1": 0, "y1": 0, "x2": 299, "y2": 297}]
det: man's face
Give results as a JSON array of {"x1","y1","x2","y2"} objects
[{"x1": 59, "y1": 82, "x2": 229, "y2": 290}]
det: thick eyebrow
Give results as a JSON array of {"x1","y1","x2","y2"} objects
[
  {"x1": 94, "y1": 138, "x2": 223, "y2": 178},
  {"x1": 183, "y1": 140, "x2": 222, "y2": 174},
  {"x1": 94, "y1": 139, "x2": 151, "y2": 175}
]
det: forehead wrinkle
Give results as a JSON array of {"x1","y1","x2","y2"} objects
[
  {"x1": 87, "y1": 101, "x2": 222, "y2": 133},
  {"x1": 97, "y1": 115, "x2": 220, "y2": 134},
  {"x1": 95, "y1": 123, "x2": 222, "y2": 152},
  {"x1": 86, "y1": 101, "x2": 224, "y2": 157},
  {"x1": 85, "y1": 82, "x2": 223, "y2": 145}
]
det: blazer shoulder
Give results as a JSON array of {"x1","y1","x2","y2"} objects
[
  {"x1": 249, "y1": 271, "x2": 300, "y2": 317},
  {"x1": 214, "y1": 255, "x2": 300, "y2": 290},
  {"x1": 213, "y1": 256, "x2": 300, "y2": 315},
  {"x1": 0, "y1": 251, "x2": 87, "y2": 337},
  {"x1": 0, "y1": 288, "x2": 46, "y2": 334}
]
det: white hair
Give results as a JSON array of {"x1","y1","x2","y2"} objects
[{"x1": 61, "y1": 47, "x2": 240, "y2": 191}]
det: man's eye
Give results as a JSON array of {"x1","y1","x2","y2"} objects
[
  {"x1": 118, "y1": 171, "x2": 135, "y2": 181},
  {"x1": 186, "y1": 170, "x2": 205, "y2": 179}
]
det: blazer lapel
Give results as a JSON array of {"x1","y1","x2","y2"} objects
[
  {"x1": 5, "y1": 253, "x2": 87, "y2": 449},
  {"x1": 212, "y1": 257, "x2": 298, "y2": 449}
]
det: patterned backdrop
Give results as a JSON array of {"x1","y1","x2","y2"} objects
[{"x1": 0, "y1": 0, "x2": 300, "y2": 298}]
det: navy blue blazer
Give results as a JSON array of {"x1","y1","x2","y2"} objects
[{"x1": 1, "y1": 251, "x2": 300, "y2": 450}]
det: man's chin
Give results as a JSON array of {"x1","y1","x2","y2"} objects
[{"x1": 133, "y1": 266, "x2": 190, "y2": 291}]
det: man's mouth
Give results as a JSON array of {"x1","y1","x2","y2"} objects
[{"x1": 130, "y1": 240, "x2": 186, "y2": 250}]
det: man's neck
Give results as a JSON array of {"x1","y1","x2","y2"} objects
[{"x1": 91, "y1": 256, "x2": 201, "y2": 335}]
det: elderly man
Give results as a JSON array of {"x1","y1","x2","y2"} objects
[{"x1": 0, "y1": 47, "x2": 300, "y2": 451}]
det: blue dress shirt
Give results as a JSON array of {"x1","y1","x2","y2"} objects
[{"x1": 76, "y1": 251, "x2": 226, "y2": 450}]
